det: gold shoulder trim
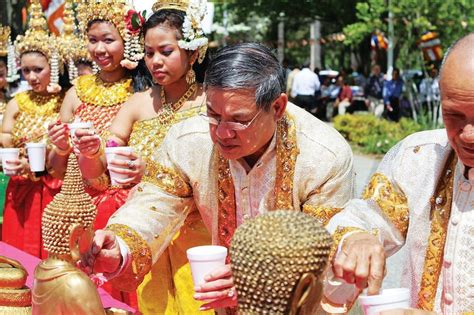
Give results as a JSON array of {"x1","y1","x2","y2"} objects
[
  {"x1": 302, "y1": 205, "x2": 342, "y2": 226},
  {"x1": 274, "y1": 113, "x2": 299, "y2": 210},
  {"x1": 107, "y1": 224, "x2": 152, "y2": 292},
  {"x1": 142, "y1": 158, "x2": 192, "y2": 198},
  {"x1": 75, "y1": 74, "x2": 132, "y2": 107},
  {"x1": 363, "y1": 173, "x2": 409, "y2": 238}
]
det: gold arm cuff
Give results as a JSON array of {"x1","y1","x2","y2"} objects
[
  {"x1": 142, "y1": 159, "x2": 192, "y2": 197},
  {"x1": 107, "y1": 224, "x2": 152, "y2": 292},
  {"x1": 302, "y1": 204, "x2": 342, "y2": 226},
  {"x1": 83, "y1": 140, "x2": 104, "y2": 160},
  {"x1": 54, "y1": 145, "x2": 72, "y2": 157},
  {"x1": 362, "y1": 173, "x2": 409, "y2": 238}
]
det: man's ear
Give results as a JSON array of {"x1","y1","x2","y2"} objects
[
  {"x1": 290, "y1": 273, "x2": 322, "y2": 315},
  {"x1": 272, "y1": 93, "x2": 288, "y2": 120}
]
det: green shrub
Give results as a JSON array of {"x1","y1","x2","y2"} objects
[{"x1": 333, "y1": 114, "x2": 434, "y2": 155}]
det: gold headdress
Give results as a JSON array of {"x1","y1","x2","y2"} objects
[
  {"x1": 152, "y1": 0, "x2": 188, "y2": 12},
  {"x1": 59, "y1": 0, "x2": 90, "y2": 82},
  {"x1": 42, "y1": 154, "x2": 97, "y2": 257},
  {"x1": 153, "y1": 0, "x2": 208, "y2": 63},
  {"x1": 0, "y1": 26, "x2": 10, "y2": 57},
  {"x1": 15, "y1": 0, "x2": 62, "y2": 92},
  {"x1": 77, "y1": 0, "x2": 144, "y2": 70},
  {"x1": 230, "y1": 210, "x2": 333, "y2": 314}
]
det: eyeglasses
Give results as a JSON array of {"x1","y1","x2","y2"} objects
[{"x1": 200, "y1": 110, "x2": 263, "y2": 131}]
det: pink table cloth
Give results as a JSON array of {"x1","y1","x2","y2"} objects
[{"x1": 0, "y1": 241, "x2": 136, "y2": 313}]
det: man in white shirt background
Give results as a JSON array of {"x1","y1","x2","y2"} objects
[{"x1": 291, "y1": 62, "x2": 320, "y2": 112}]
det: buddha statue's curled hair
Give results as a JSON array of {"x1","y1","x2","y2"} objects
[{"x1": 230, "y1": 210, "x2": 333, "y2": 314}]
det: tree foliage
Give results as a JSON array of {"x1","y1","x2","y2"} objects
[{"x1": 344, "y1": 0, "x2": 474, "y2": 69}]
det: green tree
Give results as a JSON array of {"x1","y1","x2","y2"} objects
[{"x1": 344, "y1": 0, "x2": 474, "y2": 70}]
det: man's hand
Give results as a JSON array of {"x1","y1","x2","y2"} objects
[
  {"x1": 333, "y1": 232, "x2": 386, "y2": 295},
  {"x1": 193, "y1": 264, "x2": 237, "y2": 311},
  {"x1": 80, "y1": 230, "x2": 122, "y2": 275}
]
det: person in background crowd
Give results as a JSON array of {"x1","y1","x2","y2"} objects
[
  {"x1": 365, "y1": 64, "x2": 384, "y2": 117},
  {"x1": 383, "y1": 67, "x2": 404, "y2": 122},
  {"x1": 335, "y1": 75, "x2": 353, "y2": 116},
  {"x1": 418, "y1": 66, "x2": 440, "y2": 115},
  {"x1": 286, "y1": 63, "x2": 300, "y2": 102},
  {"x1": 291, "y1": 62, "x2": 320, "y2": 112}
]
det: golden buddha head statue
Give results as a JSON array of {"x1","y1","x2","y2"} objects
[
  {"x1": 230, "y1": 210, "x2": 333, "y2": 315},
  {"x1": 42, "y1": 154, "x2": 97, "y2": 262}
]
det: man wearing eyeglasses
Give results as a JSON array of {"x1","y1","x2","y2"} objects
[{"x1": 83, "y1": 43, "x2": 374, "y2": 313}]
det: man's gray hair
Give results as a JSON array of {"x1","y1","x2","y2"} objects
[{"x1": 204, "y1": 43, "x2": 285, "y2": 111}]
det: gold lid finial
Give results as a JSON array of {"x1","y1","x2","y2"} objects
[{"x1": 42, "y1": 154, "x2": 97, "y2": 257}]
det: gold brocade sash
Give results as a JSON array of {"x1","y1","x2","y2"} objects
[
  {"x1": 417, "y1": 150, "x2": 456, "y2": 310},
  {"x1": 216, "y1": 113, "x2": 299, "y2": 249}
]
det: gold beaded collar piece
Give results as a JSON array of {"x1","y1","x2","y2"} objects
[
  {"x1": 160, "y1": 83, "x2": 197, "y2": 112},
  {"x1": 76, "y1": 74, "x2": 132, "y2": 107},
  {"x1": 15, "y1": 91, "x2": 62, "y2": 116}
]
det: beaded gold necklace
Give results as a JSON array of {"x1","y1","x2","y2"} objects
[
  {"x1": 15, "y1": 91, "x2": 62, "y2": 116},
  {"x1": 158, "y1": 83, "x2": 197, "y2": 126},
  {"x1": 76, "y1": 74, "x2": 132, "y2": 107}
]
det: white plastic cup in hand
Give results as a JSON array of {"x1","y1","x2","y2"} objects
[
  {"x1": 68, "y1": 122, "x2": 93, "y2": 138},
  {"x1": 358, "y1": 288, "x2": 410, "y2": 315},
  {"x1": 105, "y1": 146, "x2": 134, "y2": 186},
  {"x1": 1, "y1": 148, "x2": 20, "y2": 176},
  {"x1": 186, "y1": 245, "x2": 227, "y2": 286},
  {"x1": 26, "y1": 143, "x2": 46, "y2": 172}
]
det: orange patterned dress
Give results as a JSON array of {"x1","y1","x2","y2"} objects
[{"x1": 74, "y1": 74, "x2": 133, "y2": 230}]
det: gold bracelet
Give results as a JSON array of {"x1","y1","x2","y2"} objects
[
  {"x1": 83, "y1": 142, "x2": 104, "y2": 160},
  {"x1": 54, "y1": 145, "x2": 72, "y2": 156}
]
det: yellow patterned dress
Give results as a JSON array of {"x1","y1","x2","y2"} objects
[
  {"x1": 128, "y1": 107, "x2": 212, "y2": 315},
  {"x1": 2, "y1": 91, "x2": 63, "y2": 258}
]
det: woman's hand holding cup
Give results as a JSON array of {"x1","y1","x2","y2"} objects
[
  {"x1": 73, "y1": 128, "x2": 102, "y2": 158},
  {"x1": 48, "y1": 120, "x2": 70, "y2": 152},
  {"x1": 105, "y1": 148, "x2": 144, "y2": 185}
]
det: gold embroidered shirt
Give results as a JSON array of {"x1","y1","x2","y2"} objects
[
  {"x1": 107, "y1": 103, "x2": 354, "y2": 290},
  {"x1": 326, "y1": 129, "x2": 474, "y2": 313}
]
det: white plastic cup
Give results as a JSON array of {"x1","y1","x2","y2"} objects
[
  {"x1": 358, "y1": 288, "x2": 410, "y2": 315},
  {"x1": 187, "y1": 245, "x2": 228, "y2": 286},
  {"x1": 26, "y1": 143, "x2": 46, "y2": 172},
  {"x1": 1, "y1": 148, "x2": 20, "y2": 176},
  {"x1": 68, "y1": 121, "x2": 94, "y2": 137},
  {"x1": 105, "y1": 146, "x2": 134, "y2": 186}
]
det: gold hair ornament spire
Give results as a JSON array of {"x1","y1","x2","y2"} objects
[
  {"x1": 15, "y1": 0, "x2": 63, "y2": 92},
  {"x1": 58, "y1": 0, "x2": 90, "y2": 83},
  {"x1": 77, "y1": 0, "x2": 145, "y2": 70}
]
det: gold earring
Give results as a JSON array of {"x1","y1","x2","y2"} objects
[{"x1": 186, "y1": 68, "x2": 196, "y2": 85}]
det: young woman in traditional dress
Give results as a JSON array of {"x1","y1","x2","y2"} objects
[
  {"x1": 1, "y1": 1, "x2": 67, "y2": 258},
  {"x1": 75, "y1": 2, "x2": 212, "y2": 314},
  {"x1": 48, "y1": 0, "x2": 149, "y2": 230}
]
